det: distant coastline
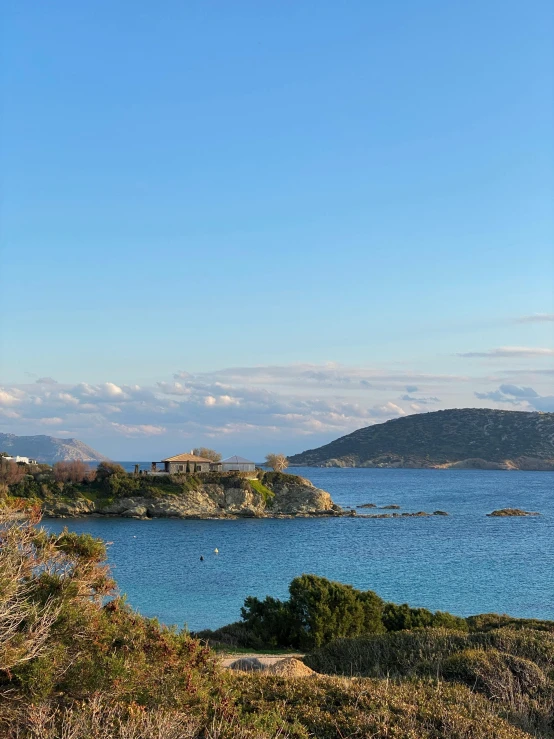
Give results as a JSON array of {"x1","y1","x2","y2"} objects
[{"x1": 288, "y1": 409, "x2": 554, "y2": 471}]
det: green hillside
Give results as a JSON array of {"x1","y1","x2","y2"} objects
[{"x1": 288, "y1": 408, "x2": 554, "y2": 469}]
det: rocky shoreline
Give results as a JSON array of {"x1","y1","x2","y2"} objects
[
  {"x1": 291, "y1": 456, "x2": 554, "y2": 470},
  {"x1": 42, "y1": 475, "x2": 344, "y2": 520}
]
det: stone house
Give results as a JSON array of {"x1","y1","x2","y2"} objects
[{"x1": 150, "y1": 453, "x2": 213, "y2": 475}]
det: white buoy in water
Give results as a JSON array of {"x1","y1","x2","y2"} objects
[{"x1": 214, "y1": 548, "x2": 219, "y2": 554}]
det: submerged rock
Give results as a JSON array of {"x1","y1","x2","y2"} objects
[{"x1": 487, "y1": 508, "x2": 540, "y2": 517}]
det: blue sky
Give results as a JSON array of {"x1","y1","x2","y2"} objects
[{"x1": 1, "y1": 0, "x2": 553, "y2": 459}]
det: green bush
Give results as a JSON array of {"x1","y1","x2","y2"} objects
[
  {"x1": 240, "y1": 575, "x2": 385, "y2": 650},
  {"x1": 467, "y1": 613, "x2": 554, "y2": 633},
  {"x1": 96, "y1": 461, "x2": 127, "y2": 482},
  {"x1": 304, "y1": 628, "x2": 469, "y2": 677},
  {"x1": 441, "y1": 648, "x2": 548, "y2": 698},
  {"x1": 241, "y1": 595, "x2": 299, "y2": 648},
  {"x1": 305, "y1": 626, "x2": 554, "y2": 679},
  {"x1": 261, "y1": 470, "x2": 304, "y2": 487},
  {"x1": 238, "y1": 576, "x2": 471, "y2": 650},
  {"x1": 382, "y1": 601, "x2": 468, "y2": 631},
  {"x1": 194, "y1": 621, "x2": 269, "y2": 650}
]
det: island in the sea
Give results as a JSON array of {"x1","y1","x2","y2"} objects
[
  {"x1": 288, "y1": 408, "x2": 554, "y2": 470},
  {"x1": 0, "y1": 454, "x2": 342, "y2": 519}
]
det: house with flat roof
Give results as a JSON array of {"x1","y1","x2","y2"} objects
[{"x1": 3, "y1": 455, "x2": 38, "y2": 465}]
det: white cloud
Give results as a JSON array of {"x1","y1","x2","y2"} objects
[
  {"x1": 459, "y1": 347, "x2": 554, "y2": 358},
  {"x1": 401, "y1": 394, "x2": 440, "y2": 404},
  {"x1": 0, "y1": 360, "x2": 549, "y2": 455},
  {"x1": 36, "y1": 417, "x2": 64, "y2": 426},
  {"x1": 475, "y1": 384, "x2": 554, "y2": 412},
  {"x1": 110, "y1": 423, "x2": 166, "y2": 436},
  {"x1": 0, "y1": 408, "x2": 21, "y2": 419},
  {"x1": 197, "y1": 363, "x2": 468, "y2": 388},
  {"x1": 516, "y1": 314, "x2": 554, "y2": 323},
  {"x1": 372, "y1": 402, "x2": 406, "y2": 417},
  {"x1": 0, "y1": 388, "x2": 26, "y2": 406}
]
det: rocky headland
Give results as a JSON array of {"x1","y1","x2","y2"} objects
[
  {"x1": 41, "y1": 472, "x2": 342, "y2": 519},
  {"x1": 0, "y1": 432, "x2": 106, "y2": 463}
]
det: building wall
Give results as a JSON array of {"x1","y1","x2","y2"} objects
[
  {"x1": 220, "y1": 462, "x2": 256, "y2": 472},
  {"x1": 166, "y1": 461, "x2": 211, "y2": 474}
]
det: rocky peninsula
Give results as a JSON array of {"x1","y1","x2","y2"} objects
[{"x1": 38, "y1": 470, "x2": 342, "y2": 520}]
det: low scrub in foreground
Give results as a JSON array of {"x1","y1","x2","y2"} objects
[
  {"x1": 1, "y1": 501, "x2": 552, "y2": 738},
  {"x1": 305, "y1": 629, "x2": 554, "y2": 736}
]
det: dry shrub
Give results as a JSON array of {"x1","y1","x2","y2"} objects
[
  {"x1": 305, "y1": 629, "x2": 554, "y2": 737},
  {"x1": 231, "y1": 673, "x2": 530, "y2": 739},
  {"x1": 4, "y1": 697, "x2": 288, "y2": 739},
  {"x1": 305, "y1": 627, "x2": 554, "y2": 678},
  {"x1": 0, "y1": 459, "x2": 26, "y2": 485},
  {"x1": 52, "y1": 461, "x2": 96, "y2": 484}
]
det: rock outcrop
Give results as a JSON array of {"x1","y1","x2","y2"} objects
[
  {"x1": 43, "y1": 499, "x2": 96, "y2": 517},
  {"x1": 487, "y1": 508, "x2": 540, "y2": 517},
  {"x1": 269, "y1": 475, "x2": 337, "y2": 515},
  {"x1": 41, "y1": 475, "x2": 341, "y2": 519}
]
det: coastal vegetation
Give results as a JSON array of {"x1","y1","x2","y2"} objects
[
  {"x1": 197, "y1": 574, "x2": 469, "y2": 650},
  {"x1": 1, "y1": 500, "x2": 552, "y2": 738},
  {"x1": 288, "y1": 408, "x2": 554, "y2": 470},
  {"x1": 192, "y1": 447, "x2": 222, "y2": 462},
  {"x1": 0, "y1": 459, "x2": 336, "y2": 519},
  {"x1": 265, "y1": 452, "x2": 289, "y2": 472}
]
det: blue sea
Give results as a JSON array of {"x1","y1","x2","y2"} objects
[{"x1": 44, "y1": 468, "x2": 554, "y2": 631}]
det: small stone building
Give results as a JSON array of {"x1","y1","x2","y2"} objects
[
  {"x1": 218, "y1": 455, "x2": 256, "y2": 472},
  {"x1": 153, "y1": 453, "x2": 213, "y2": 474}
]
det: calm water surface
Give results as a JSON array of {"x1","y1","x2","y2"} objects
[{"x1": 44, "y1": 468, "x2": 554, "y2": 630}]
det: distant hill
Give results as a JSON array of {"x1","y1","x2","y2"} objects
[
  {"x1": 288, "y1": 409, "x2": 554, "y2": 470},
  {"x1": 0, "y1": 433, "x2": 107, "y2": 464}
]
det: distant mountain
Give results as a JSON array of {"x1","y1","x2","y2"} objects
[
  {"x1": 0, "y1": 433, "x2": 108, "y2": 464},
  {"x1": 288, "y1": 409, "x2": 554, "y2": 470}
]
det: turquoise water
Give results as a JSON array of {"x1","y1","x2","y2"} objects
[{"x1": 44, "y1": 468, "x2": 554, "y2": 630}]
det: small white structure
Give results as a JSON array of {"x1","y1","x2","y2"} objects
[
  {"x1": 218, "y1": 455, "x2": 256, "y2": 472},
  {"x1": 3, "y1": 455, "x2": 38, "y2": 465}
]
